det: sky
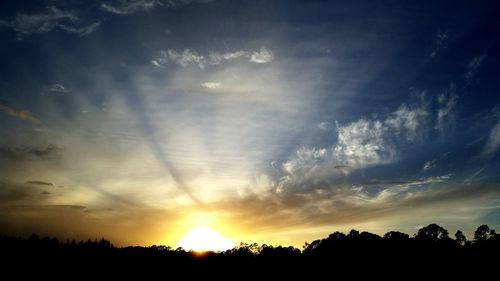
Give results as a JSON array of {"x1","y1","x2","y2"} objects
[{"x1": 0, "y1": 0, "x2": 500, "y2": 248}]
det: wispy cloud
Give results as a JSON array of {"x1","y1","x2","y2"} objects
[
  {"x1": 0, "y1": 145, "x2": 61, "y2": 160},
  {"x1": 422, "y1": 159, "x2": 437, "y2": 172},
  {"x1": 201, "y1": 82, "x2": 222, "y2": 89},
  {"x1": 215, "y1": 172, "x2": 500, "y2": 239},
  {"x1": 385, "y1": 104, "x2": 429, "y2": 141},
  {"x1": 463, "y1": 167, "x2": 486, "y2": 185},
  {"x1": 101, "y1": 0, "x2": 162, "y2": 15},
  {"x1": 57, "y1": 22, "x2": 101, "y2": 37},
  {"x1": 465, "y1": 54, "x2": 487, "y2": 84},
  {"x1": 482, "y1": 120, "x2": 500, "y2": 158},
  {"x1": 430, "y1": 29, "x2": 450, "y2": 57},
  {"x1": 250, "y1": 47, "x2": 274, "y2": 63},
  {"x1": 160, "y1": 49, "x2": 207, "y2": 68},
  {"x1": 435, "y1": 84, "x2": 457, "y2": 132},
  {"x1": 101, "y1": 0, "x2": 214, "y2": 15},
  {"x1": 7, "y1": 6, "x2": 99, "y2": 36},
  {"x1": 0, "y1": 101, "x2": 39, "y2": 123},
  {"x1": 42, "y1": 83, "x2": 71, "y2": 94},
  {"x1": 317, "y1": 121, "x2": 332, "y2": 131},
  {"x1": 151, "y1": 47, "x2": 273, "y2": 68}
]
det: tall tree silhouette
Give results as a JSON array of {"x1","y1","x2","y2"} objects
[{"x1": 455, "y1": 230, "x2": 467, "y2": 246}]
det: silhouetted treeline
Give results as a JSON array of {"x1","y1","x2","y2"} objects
[{"x1": 1, "y1": 224, "x2": 499, "y2": 278}]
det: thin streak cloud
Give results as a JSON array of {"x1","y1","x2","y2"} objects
[{"x1": 0, "y1": 101, "x2": 39, "y2": 123}]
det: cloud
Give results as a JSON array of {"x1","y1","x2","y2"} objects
[
  {"x1": 25, "y1": 181, "x2": 54, "y2": 187},
  {"x1": 430, "y1": 29, "x2": 450, "y2": 57},
  {"x1": 222, "y1": 51, "x2": 248, "y2": 60},
  {"x1": 151, "y1": 60, "x2": 164, "y2": 68},
  {"x1": 463, "y1": 167, "x2": 486, "y2": 185},
  {"x1": 422, "y1": 159, "x2": 437, "y2": 171},
  {"x1": 317, "y1": 121, "x2": 332, "y2": 131},
  {"x1": 0, "y1": 101, "x2": 39, "y2": 123},
  {"x1": 435, "y1": 84, "x2": 457, "y2": 132},
  {"x1": 57, "y1": 22, "x2": 101, "y2": 37},
  {"x1": 465, "y1": 54, "x2": 487, "y2": 83},
  {"x1": 277, "y1": 97, "x2": 429, "y2": 194},
  {"x1": 101, "y1": 0, "x2": 214, "y2": 15},
  {"x1": 7, "y1": 6, "x2": 99, "y2": 36},
  {"x1": 201, "y1": 82, "x2": 222, "y2": 89},
  {"x1": 335, "y1": 119, "x2": 396, "y2": 168},
  {"x1": 101, "y1": 0, "x2": 162, "y2": 15},
  {"x1": 166, "y1": 49, "x2": 207, "y2": 68},
  {"x1": 385, "y1": 104, "x2": 428, "y2": 141},
  {"x1": 250, "y1": 47, "x2": 274, "y2": 63},
  {"x1": 0, "y1": 145, "x2": 61, "y2": 160},
  {"x1": 215, "y1": 173, "x2": 500, "y2": 241},
  {"x1": 43, "y1": 83, "x2": 71, "y2": 94},
  {"x1": 482, "y1": 120, "x2": 500, "y2": 158},
  {"x1": 151, "y1": 47, "x2": 272, "y2": 68}
]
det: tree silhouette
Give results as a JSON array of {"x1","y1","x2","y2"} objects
[
  {"x1": 384, "y1": 231, "x2": 409, "y2": 240},
  {"x1": 415, "y1": 223, "x2": 449, "y2": 241},
  {"x1": 455, "y1": 230, "x2": 467, "y2": 246},
  {"x1": 1, "y1": 223, "x2": 500, "y2": 278},
  {"x1": 474, "y1": 225, "x2": 491, "y2": 242}
]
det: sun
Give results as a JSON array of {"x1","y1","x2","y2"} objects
[{"x1": 177, "y1": 226, "x2": 234, "y2": 252}]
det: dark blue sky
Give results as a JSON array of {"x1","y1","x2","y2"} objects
[{"x1": 0, "y1": 0, "x2": 499, "y2": 247}]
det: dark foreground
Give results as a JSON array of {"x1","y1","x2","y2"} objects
[{"x1": 1, "y1": 224, "x2": 499, "y2": 278}]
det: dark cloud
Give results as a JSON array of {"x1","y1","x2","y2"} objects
[
  {"x1": 41, "y1": 191, "x2": 50, "y2": 195},
  {"x1": 0, "y1": 185, "x2": 31, "y2": 203},
  {"x1": 0, "y1": 180, "x2": 51, "y2": 205},
  {"x1": 0, "y1": 145, "x2": 61, "y2": 160},
  {"x1": 26, "y1": 181, "x2": 54, "y2": 186}
]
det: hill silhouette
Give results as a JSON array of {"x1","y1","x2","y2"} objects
[{"x1": 1, "y1": 223, "x2": 499, "y2": 278}]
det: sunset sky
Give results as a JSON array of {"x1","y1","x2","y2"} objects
[{"x1": 1, "y1": 0, "x2": 500, "y2": 248}]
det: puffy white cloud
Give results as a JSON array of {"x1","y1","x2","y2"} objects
[
  {"x1": 250, "y1": 47, "x2": 274, "y2": 63},
  {"x1": 335, "y1": 119, "x2": 396, "y2": 168},
  {"x1": 277, "y1": 98, "x2": 429, "y2": 193}
]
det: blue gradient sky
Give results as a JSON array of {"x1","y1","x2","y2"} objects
[{"x1": 0, "y1": 0, "x2": 499, "y2": 247}]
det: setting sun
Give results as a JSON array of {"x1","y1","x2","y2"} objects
[{"x1": 177, "y1": 226, "x2": 234, "y2": 252}]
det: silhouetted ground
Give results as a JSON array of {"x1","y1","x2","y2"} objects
[{"x1": 1, "y1": 224, "x2": 499, "y2": 278}]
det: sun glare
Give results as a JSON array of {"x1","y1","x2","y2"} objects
[{"x1": 177, "y1": 226, "x2": 234, "y2": 252}]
